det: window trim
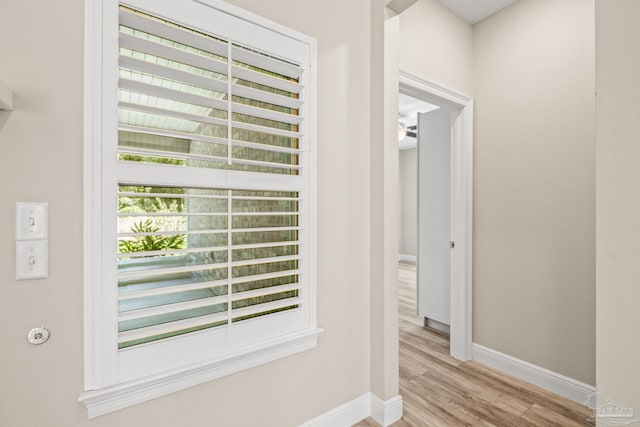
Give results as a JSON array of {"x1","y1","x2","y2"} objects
[
  {"x1": 79, "y1": 329, "x2": 320, "y2": 417},
  {"x1": 81, "y1": 0, "x2": 319, "y2": 417}
]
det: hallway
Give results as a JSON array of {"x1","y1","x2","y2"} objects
[{"x1": 356, "y1": 262, "x2": 593, "y2": 426}]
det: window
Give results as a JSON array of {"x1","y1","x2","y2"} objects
[{"x1": 81, "y1": 0, "x2": 318, "y2": 417}]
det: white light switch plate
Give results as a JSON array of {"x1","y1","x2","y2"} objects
[
  {"x1": 16, "y1": 240, "x2": 48, "y2": 280},
  {"x1": 16, "y1": 202, "x2": 48, "y2": 240}
]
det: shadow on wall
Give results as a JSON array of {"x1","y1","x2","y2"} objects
[{"x1": 0, "y1": 111, "x2": 10, "y2": 132}]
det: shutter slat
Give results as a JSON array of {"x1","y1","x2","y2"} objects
[
  {"x1": 119, "y1": 295, "x2": 228, "y2": 322},
  {"x1": 119, "y1": 8, "x2": 228, "y2": 59},
  {"x1": 118, "y1": 229, "x2": 227, "y2": 238},
  {"x1": 231, "y1": 254, "x2": 299, "y2": 268},
  {"x1": 232, "y1": 65, "x2": 301, "y2": 94},
  {"x1": 120, "y1": 78, "x2": 228, "y2": 112},
  {"x1": 119, "y1": 32, "x2": 228, "y2": 77},
  {"x1": 229, "y1": 157, "x2": 301, "y2": 171},
  {"x1": 120, "y1": 144, "x2": 300, "y2": 169},
  {"x1": 232, "y1": 83, "x2": 302, "y2": 110},
  {"x1": 118, "y1": 312, "x2": 228, "y2": 344},
  {"x1": 231, "y1": 283, "x2": 300, "y2": 301},
  {"x1": 231, "y1": 226, "x2": 299, "y2": 233},
  {"x1": 119, "y1": 56, "x2": 229, "y2": 96},
  {"x1": 232, "y1": 297, "x2": 301, "y2": 320},
  {"x1": 232, "y1": 101, "x2": 301, "y2": 126},
  {"x1": 231, "y1": 45, "x2": 302, "y2": 79},
  {"x1": 231, "y1": 212, "x2": 299, "y2": 217},
  {"x1": 117, "y1": 245, "x2": 228, "y2": 259},
  {"x1": 118, "y1": 261, "x2": 228, "y2": 280},
  {"x1": 231, "y1": 118, "x2": 302, "y2": 139},
  {"x1": 118, "y1": 146, "x2": 229, "y2": 165},
  {"x1": 231, "y1": 139, "x2": 300, "y2": 155},
  {"x1": 119, "y1": 101, "x2": 228, "y2": 129},
  {"x1": 118, "y1": 212, "x2": 227, "y2": 217},
  {"x1": 231, "y1": 269, "x2": 301, "y2": 285},
  {"x1": 231, "y1": 241, "x2": 300, "y2": 250},
  {"x1": 119, "y1": 278, "x2": 228, "y2": 301},
  {"x1": 231, "y1": 195, "x2": 299, "y2": 201},
  {"x1": 118, "y1": 191, "x2": 227, "y2": 200},
  {"x1": 119, "y1": 124, "x2": 228, "y2": 148}
]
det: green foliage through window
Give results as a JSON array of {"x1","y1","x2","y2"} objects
[{"x1": 119, "y1": 219, "x2": 186, "y2": 254}]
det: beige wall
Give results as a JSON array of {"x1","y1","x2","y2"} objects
[
  {"x1": 473, "y1": 0, "x2": 595, "y2": 385},
  {"x1": 399, "y1": 0, "x2": 474, "y2": 96},
  {"x1": 595, "y1": 0, "x2": 640, "y2": 419},
  {"x1": 399, "y1": 148, "x2": 417, "y2": 257},
  {"x1": 0, "y1": 0, "x2": 374, "y2": 425},
  {"x1": 399, "y1": 0, "x2": 595, "y2": 385}
]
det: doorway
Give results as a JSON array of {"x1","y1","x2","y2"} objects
[
  {"x1": 398, "y1": 94, "x2": 452, "y2": 331},
  {"x1": 399, "y1": 70, "x2": 473, "y2": 361}
]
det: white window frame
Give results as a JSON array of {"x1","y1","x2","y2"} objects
[{"x1": 81, "y1": 0, "x2": 319, "y2": 418}]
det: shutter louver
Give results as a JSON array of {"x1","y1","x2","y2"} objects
[
  {"x1": 118, "y1": 6, "x2": 303, "y2": 175},
  {"x1": 118, "y1": 186, "x2": 301, "y2": 348},
  {"x1": 116, "y1": 6, "x2": 307, "y2": 349}
]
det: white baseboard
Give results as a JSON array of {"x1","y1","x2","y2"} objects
[
  {"x1": 371, "y1": 394, "x2": 403, "y2": 427},
  {"x1": 299, "y1": 394, "x2": 370, "y2": 427},
  {"x1": 472, "y1": 343, "x2": 595, "y2": 406},
  {"x1": 398, "y1": 254, "x2": 416, "y2": 263},
  {"x1": 300, "y1": 393, "x2": 402, "y2": 427}
]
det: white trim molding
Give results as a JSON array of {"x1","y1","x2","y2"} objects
[
  {"x1": 299, "y1": 394, "x2": 371, "y2": 427},
  {"x1": 370, "y1": 394, "x2": 403, "y2": 427},
  {"x1": 472, "y1": 343, "x2": 596, "y2": 405},
  {"x1": 399, "y1": 71, "x2": 474, "y2": 362},
  {"x1": 300, "y1": 393, "x2": 403, "y2": 427},
  {"x1": 398, "y1": 254, "x2": 417, "y2": 263},
  {"x1": 80, "y1": 328, "x2": 322, "y2": 418},
  {"x1": 82, "y1": 0, "x2": 320, "y2": 417}
]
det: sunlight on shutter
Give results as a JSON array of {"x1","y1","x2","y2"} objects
[
  {"x1": 118, "y1": 6, "x2": 303, "y2": 176},
  {"x1": 117, "y1": 185, "x2": 301, "y2": 348}
]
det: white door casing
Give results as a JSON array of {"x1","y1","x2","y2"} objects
[{"x1": 399, "y1": 71, "x2": 473, "y2": 361}]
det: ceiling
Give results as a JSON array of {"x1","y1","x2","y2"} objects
[
  {"x1": 398, "y1": 93, "x2": 439, "y2": 150},
  {"x1": 434, "y1": 0, "x2": 521, "y2": 24},
  {"x1": 399, "y1": 93, "x2": 439, "y2": 128}
]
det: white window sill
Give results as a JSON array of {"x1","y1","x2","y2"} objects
[{"x1": 79, "y1": 328, "x2": 323, "y2": 418}]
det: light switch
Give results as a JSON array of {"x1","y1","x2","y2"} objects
[
  {"x1": 16, "y1": 203, "x2": 48, "y2": 240},
  {"x1": 16, "y1": 240, "x2": 48, "y2": 280}
]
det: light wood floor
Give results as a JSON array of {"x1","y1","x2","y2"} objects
[{"x1": 355, "y1": 262, "x2": 594, "y2": 427}]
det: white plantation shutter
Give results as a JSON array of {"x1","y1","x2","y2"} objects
[
  {"x1": 117, "y1": 6, "x2": 304, "y2": 175},
  {"x1": 82, "y1": 0, "x2": 316, "y2": 398},
  {"x1": 114, "y1": 5, "x2": 311, "y2": 351},
  {"x1": 117, "y1": 186, "x2": 303, "y2": 349}
]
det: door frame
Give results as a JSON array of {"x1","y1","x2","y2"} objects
[{"x1": 399, "y1": 70, "x2": 474, "y2": 361}]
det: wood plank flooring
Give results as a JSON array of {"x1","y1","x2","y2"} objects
[{"x1": 355, "y1": 262, "x2": 594, "y2": 427}]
